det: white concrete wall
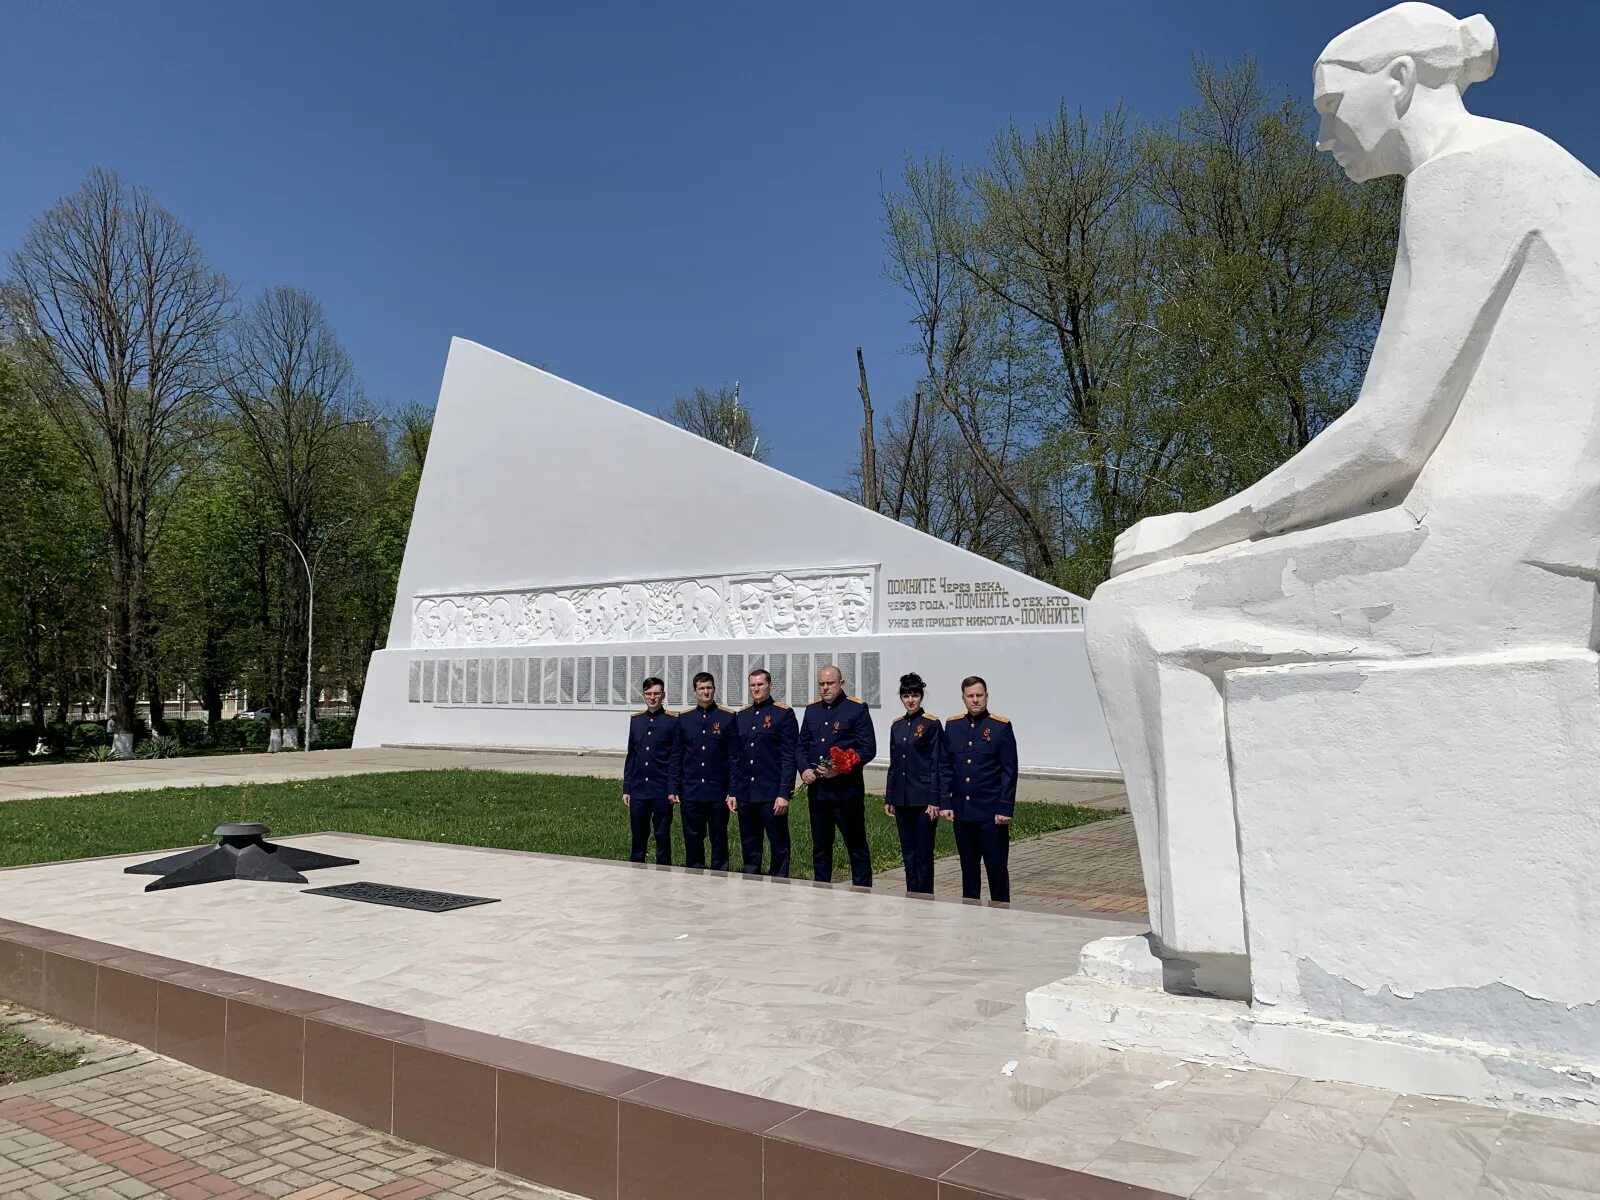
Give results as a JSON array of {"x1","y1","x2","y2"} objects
[{"x1": 357, "y1": 339, "x2": 1116, "y2": 773}]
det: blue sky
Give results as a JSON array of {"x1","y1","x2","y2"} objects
[{"x1": 1, "y1": 1, "x2": 1588, "y2": 491}]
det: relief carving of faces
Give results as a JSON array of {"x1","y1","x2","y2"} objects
[
  {"x1": 469, "y1": 598, "x2": 495, "y2": 644},
  {"x1": 590, "y1": 586, "x2": 622, "y2": 638},
  {"x1": 679, "y1": 583, "x2": 725, "y2": 638},
  {"x1": 546, "y1": 595, "x2": 581, "y2": 641},
  {"x1": 489, "y1": 596, "x2": 513, "y2": 643},
  {"x1": 736, "y1": 583, "x2": 769, "y2": 636},
  {"x1": 768, "y1": 574, "x2": 797, "y2": 634},
  {"x1": 617, "y1": 585, "x2": 650, "y2": 637},
  {"x1": 837, "y1": 580, "x2": 870, "y2": 633},
  {"x1": 793, "y1": 583, "x2": 822, "y2": 635}
]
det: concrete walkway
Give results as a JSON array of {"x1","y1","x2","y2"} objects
[
  {"x1": 0, "y1": 746, "x2": 1129, "y2": 809},
  {"x1": 877, "y1": 814, "x2": 1148, "y2": 918}
]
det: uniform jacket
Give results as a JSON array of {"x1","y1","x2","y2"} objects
[
  {"x1": 729, "y1": 696, "x2": 798, "y2": 804},
  {"x1": 885, "y1": 710, "x2": 944, "y2": 808},
  {"x1": 800, "y1": 694, "x2": 877, "y2": 804},
  {"x1": 671, "y1": 702, "x2": 737, "y2": 802},
  {"x1": 942, "y1": 710, "x2": 1018, "y2": 821},
  {"x1": 623, "y1": 707, "x2": 678, "y2": 801}
]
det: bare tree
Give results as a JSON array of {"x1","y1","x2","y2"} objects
[
  {"x1": 855, "y1": 348, "x2": 881, "y2": 513},
  {"x1": 662, "y1": 384, "x2": 768, "y2": 461},
  {"x1": 224, "y1": 286, "x2": 357, "y2": 746},
  {"x1": 5, "y1": 169, "x2": 230, "y2": 755}
]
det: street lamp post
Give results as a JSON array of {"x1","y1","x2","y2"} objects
[{"x1": 275, "y1": 517, "x2": 354, "y2": 752}]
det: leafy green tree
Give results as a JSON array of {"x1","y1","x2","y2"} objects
[
  {"x1": 0, "y1": 383, "x2": 102, "y2": 732},
  {"x1": 149, "y1": 456, "x2": 256, "y2": 730}
]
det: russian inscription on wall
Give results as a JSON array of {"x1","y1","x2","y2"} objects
[{"x1": 882, "y1": 576, "x2": 1084, "y2": 631}]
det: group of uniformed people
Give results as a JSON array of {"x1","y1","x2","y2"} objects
[{"x1": 622, "y1": 665, "x2": 1018, "y2": 901}]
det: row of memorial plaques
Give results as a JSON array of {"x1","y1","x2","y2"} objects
[{"x1": 407, "y1": 650, "x2": 882, "y2": 710}]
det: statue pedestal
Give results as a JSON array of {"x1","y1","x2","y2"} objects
[{"x1": 1026, "y1": 649, "x2": 1600, "y2": 1121}]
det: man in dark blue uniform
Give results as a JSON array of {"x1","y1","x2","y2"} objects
[
  {"x1": 623, "y1": 676, "x2": 678, "y2": 864},
  {"x1": 799, "y1": 664, "x2": 877, "y2": 885},
  {"x1": 884, "y1": 671, "x2": 943, "y2": 895},
  {"x1": 939, "y1": 675, "x2": 1017, "y2": 902},
  {"x1": 726, "y1": 668, "x2": 797, "y2": 876},
  {"x1": 670, "y1": 671, "x2": 736, "y2": 870}
]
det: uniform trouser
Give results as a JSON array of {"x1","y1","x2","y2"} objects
[
  {"x1": 808, "y1": 795, "x2": 872, "y2": 886},
  {"x1": 892, "y1": 805, "x2": 937, "y2": 894},
  {"x1": 736, "y1": 800, "x2": 791, "y2": 877},
  {"x1": 953, "y1": 818, "x2": 1009, "y2": 902},
  {"x1": 628, "y1": 797, "x2": 674, "y2": 865},
  {"x1": 681, "y1": 799, "x2": 731, "y2": 870}
]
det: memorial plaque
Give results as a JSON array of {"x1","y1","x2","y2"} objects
[
  {"x1": 544, "y1": 658, "x2": 559, "y2": 704},
  {"x1": 791, "y1": 653, "x2": 810, "y2": 704},
  {"x1": 630, "y1": 655, "x2": 646, "y2": 697},
  {"x1": 423, "y1": 658, "x2": 437, "y2": 703},
  {"x1": 648, "y1": 655, "x2": 665, "y2": 686},
  {"x1": 592, "y1": 655, "x2": 608, "y2": 704},
  {"x1": 526, "y1": 658, "x2": 541, "y2": 704},
  {"x1": 577, "y1": 657, "x2": 593, "y2": 703},
  {"x1": 706, "y1": 654, "x2": 723, "y2": 693},
  {"x1": 408, "y1": 661, "x2": 421, "y2": 703},
  {"x1": 814, "y1": 651, "x2": 834, "y2": 671},
  {"x1": 862, "y1": 652, "x2": 882, "y2": 707},
  {"x1": 496, "y1": 658, "x2": 510, "y2": 703},
  {"x1": 726, "y1": 654, "x2": 744, "y2": 705},
  {"x1": 465, "y1": 658, "x2": 480, "y2": 705},
  {"x1": 303, "y1": 881, "x2": 499, "y2": 913},
  {"x1": 560, "y1": 657, "x2": 575, "y2": 704},
  {"x1": 838, "y1": 652, "x2": 857, "y2": 694},
  {"x1": 451, "y1": 660, "x2": 465, "y2": 704},
  {"x1": 512, "y1": 657, "x2": 526, "y2": 703},
  {"x1": 612, "y1": 657, "x2": 628, "y2": 705},
  {"x1": 770, "y1": 654, "x2": 787, "y2": 703},
  {"x1": 668, "y1": 655, "x2": 685, "y2": 706}
]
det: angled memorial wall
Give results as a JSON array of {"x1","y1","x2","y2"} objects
[{"x1": 355, "y1": 339, "x2": 1116, "y2": 773}]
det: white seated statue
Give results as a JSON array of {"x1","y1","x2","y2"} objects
[{"x1": 1087, "y1": 3, "x2": 1600, "y2": 997}]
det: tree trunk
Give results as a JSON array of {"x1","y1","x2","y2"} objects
[
  {"x1": 110, "y1": 551, "x2": 139, "y2": 758},
  {"x1": 145, "y1": 666, "x2": 166, "y2": 735},
  {"x1": 22, "y1": 593, "x2": 45, "y2": 734},
  {"x1": 856, "y1": 347, "x2": 880, "y2": 513}
]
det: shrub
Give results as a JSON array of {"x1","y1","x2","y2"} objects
[
  {"x1": 313, "y1": 716, "x2": 355, "y2": 749},
  {"x1": 135, "y1": 735, "x2": 181, "y2": 760},
  {"x1": 80, "y1": 745, "x2": 116, "y2": 763}
]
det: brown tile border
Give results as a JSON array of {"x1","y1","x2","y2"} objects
[{"x1": 0, "y1": 866, "x2": 1178, "y2": 1200}]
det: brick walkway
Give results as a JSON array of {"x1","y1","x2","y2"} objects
[
  {"x1": 0, "y1": 1026, "x2": 570, "y2": 1200},
  {"x1": 877, "y1": 813, "x2": 1148, "y2": 917}
]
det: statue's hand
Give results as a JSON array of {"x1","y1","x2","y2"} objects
[{"x1": 1111, "y1": 511, "x2": 1197, "y2": 577}]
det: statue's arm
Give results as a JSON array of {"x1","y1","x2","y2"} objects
[{"x1": 1114, "y1": 156, "x2": 1530, "y2": 573}]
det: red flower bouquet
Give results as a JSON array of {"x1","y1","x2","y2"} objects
[{"x1": 816, "y1": 745, "x2": 862, "y2": 777}]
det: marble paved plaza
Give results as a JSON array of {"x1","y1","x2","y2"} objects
[{"x1": 2, "y1": 837, "x2": 1599, "y2": 1196}]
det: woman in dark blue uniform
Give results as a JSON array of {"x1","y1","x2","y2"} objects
[{"x1": 883, "y1": 672, "x2": 943, "y2": 894}]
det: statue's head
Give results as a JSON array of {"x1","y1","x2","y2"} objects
[{"x1": 1314, "y1": 4, "x2": 1497, "y2": 181}]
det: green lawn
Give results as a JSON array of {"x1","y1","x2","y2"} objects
[
  {"x1": 0, "y1": 1031, "x2": 84, "y2": 1085},
  {"x1": 0, "y1": 769, "x2": 1109, "y2": 879}
]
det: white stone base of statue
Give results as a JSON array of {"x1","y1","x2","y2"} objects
[{"x1": 1026, "y1": 647, "x2": 1600, "y2": 1121}]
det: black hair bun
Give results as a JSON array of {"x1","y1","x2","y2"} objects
[{"x1": 898, "y1": 672, "x2": 927, "y2": 693}]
